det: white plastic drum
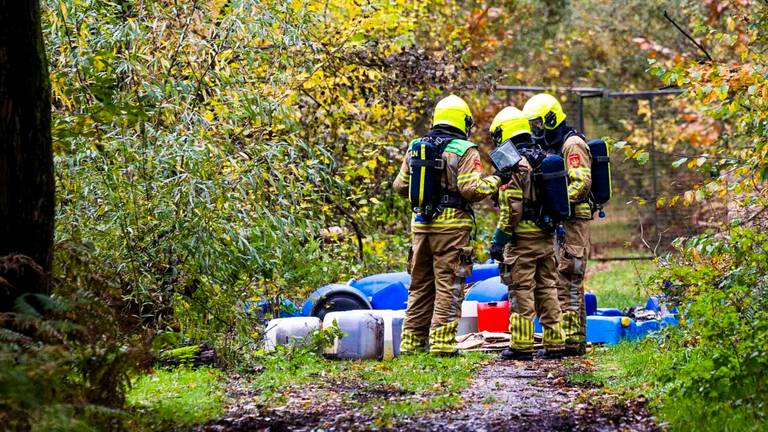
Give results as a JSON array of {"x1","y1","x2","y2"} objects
[
  {"x1": 264, "y1": 317, "x2": 321, "y2": 351},
  {"x1": 364, "y1": 309, "x2": 405, "y2": 360},
  {"x1": 322, "y1": 310, "x2": 385, "y2": 360},
  {"x1": 457, "y1": 300, "x2": 479, "y2": 336}
]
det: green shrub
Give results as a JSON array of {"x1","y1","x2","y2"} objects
[
  {"x1": 0, "y1": 246, "x2": 153, "y2": 431},
  {"x1": 627, "y1": 227, "x2": 768, "y2": 431}
]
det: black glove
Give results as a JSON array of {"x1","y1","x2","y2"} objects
[
  {"x1": 490, "y1": 191, "x2": 500, "y2": 207},
  {"x1": 494, "y1": 168, "x2": 513, "y2": 184},
  {"x1": 489, "y1": 243, "x2": 505, "y2": 262}
]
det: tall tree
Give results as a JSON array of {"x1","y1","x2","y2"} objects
[{"x1": 0, "y1": 0, "x2": 54, "y2": 309}]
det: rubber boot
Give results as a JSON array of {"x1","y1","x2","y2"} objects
[
  {"x1": 561, "y1": 344, "x2": 586, "y2": 357},
  {"x1": 500, "y1": 348, "x2": 533, "y2": 361},
  {"x1": 535, "y1": 349, "x2": 565, "y2": 360}
]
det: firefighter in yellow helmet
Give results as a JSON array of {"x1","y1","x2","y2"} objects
[
  {"x1": 523, "y1": 93, "x2": 592, "y2": 356},
  {"x1": 393, "y1": 95, "x2": 508, "y2": 356},
  {"x1": 488, "y1": 107, "x2": 565, "y2": 360}
]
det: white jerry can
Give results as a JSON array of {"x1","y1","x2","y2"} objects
[
  {"x1": 364, "y1": 309, "x2": 405, "y2": 360},
  {"x1": 457, "y1": 300, "x2": 479, "y2": 336},
  {"x1": 322, "y1": 310, "x2": 385, "y2": 360},
  {"x1": 264, "y1": 317, "x2": 321, "y2": 351}
]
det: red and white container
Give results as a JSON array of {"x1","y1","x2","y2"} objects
[{"x1": 477, "y1": 301, "x2": 510, "y2": 332}]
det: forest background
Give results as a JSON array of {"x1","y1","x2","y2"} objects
[{"x1": 1, "y1": 0, "x2": 767, "y2": 431}]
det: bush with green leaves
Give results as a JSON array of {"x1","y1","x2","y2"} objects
[
  {"x1": 646, "y1": 226, "x2": 768, "y2": 430},
  {"x1": 43, "y1": 0, "x2": 464, "y2": 365},
  {"x1": 0, "y1": 246, "x2": 153, "y2": 431}
]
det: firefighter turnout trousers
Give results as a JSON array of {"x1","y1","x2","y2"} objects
[
  {"x1": 400, "y1": 230, "x2": 473, "y2": 354},
  {"x1": 557, "y1": 218, "x2": 590, "y2": 348},
  {"x1": 501, "y1": 236, "x2": 565, "y2": 352}
]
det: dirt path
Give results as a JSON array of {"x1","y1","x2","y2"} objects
[
  {"x1": 199, "y1": 357, "x2": 659, "y2": 432},
  {"x1": 398, "y1": 358, "x2": 658, "y2": 431}
]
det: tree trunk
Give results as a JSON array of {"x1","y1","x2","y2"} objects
[{"x1": 0, "y1": 0, "x2": 54, "y2": 310}]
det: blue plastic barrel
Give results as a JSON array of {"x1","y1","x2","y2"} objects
[
  {"x1": 533, "y1": 317, "x2": 543, "y2": 333},
  {"x1": 350, "y1": 272, "x2": 410, "y2": 310},
  {"x1": 465, "y1": 277, "x2": 508, "y2": 302},
  {"x1": 466, "y1": 263, "x2": 500, "y2": 285},
  {"x1": 585, "y1": 292, "x2": 598, "y2": 316}
]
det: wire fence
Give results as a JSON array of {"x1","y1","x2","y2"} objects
[{"x1": 497, "y1": 86, "x2": 725, "y2": 260}]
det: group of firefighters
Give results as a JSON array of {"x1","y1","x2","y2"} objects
[{"x1": 393, "y1": 93, "x2": 592, "y2": 360}]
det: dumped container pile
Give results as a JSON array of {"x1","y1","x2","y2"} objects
[{"x1": 263, "y1": 268, "x2": 679, "y2": 360}]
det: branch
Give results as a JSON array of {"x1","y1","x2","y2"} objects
[
  {"x1": 332, "y1": 201, "x2": 365, "y2": 263},
  {"x1": 663, "y1": 10, "x2": 714, "y2": 62}
]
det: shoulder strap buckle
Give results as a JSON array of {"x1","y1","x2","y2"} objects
[{"x1": 409, "y1": 158, "x2": 445, "y2": 169}]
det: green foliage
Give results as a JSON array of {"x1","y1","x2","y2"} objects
[
  {"x1": 43, "y1": 0, "x2": 472, "y2": 367},
  {"x1": 650, "y1": 227, "x2": 768, "y2": 429},
  {"x1": 127, "y1": 367, "x2": 225, "y2": 430},
  {"x1": 0, "y1": 245, "x2": 153, "y2": 431},
  {"x1": 157, "y1": 345, "x2": 202, "y2": 366},
  {"x1": 593, "y1": 227, "x2": 768, "y2": 431}
]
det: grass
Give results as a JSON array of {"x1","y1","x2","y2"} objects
[
  {"x1": 251, "y1": 348, "x2": 490, "y2": 422},
  {"x1": 586, "y1": 257, "x2": 656, "y2": 309},
  {"x1": 578, "y1": 340, "x2": 664, "y2": 397},
  {"x1": 356, "y1": 352, "x2": 490, "y2": 419},
  {"x1": 582, "y1": 336, "x2": 768, "y2": 432},
  {"x1": 126, "y1": 367, "x2": 226, "y2": 430}
]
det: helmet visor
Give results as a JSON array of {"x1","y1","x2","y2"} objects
[{"x1": 529, "y1": 117, "x2": 545, "y2": 139}]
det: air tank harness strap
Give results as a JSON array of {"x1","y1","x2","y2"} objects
[
  {"x1": 437, "y1": 193, "x2": 470, "y2": 212},
  {"x1": 537, "y1": 169, "x2": 567, "y2": 181},
  {"x1": 410, "y1": 158, "x2": 445, "y2": 169},
  {"x1": 437, "y1": 192, "x2": 477, "y2": 239}
]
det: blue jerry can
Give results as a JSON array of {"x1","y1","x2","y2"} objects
[
  {"x1": 661, "y1": 313, "x2": 679, "y2": 326},
  {"x1": 586, "y1": 316, "x2": 634, "y2": 344},
  {"x1": 633, "y1": 319, "x2": 661, "y2": 340},
  {"x1": 465, "y1": 276, "x2": 508, "y2": 302},
  {"x1": 595, "y1": 308, "x2": 623, "y2": 317},
  {"x1": 585, "y1": 292, "x2": 598, "y2": 316},
  {"x1": 646, "y1": 295, "x2": 662, "y2": 312}
]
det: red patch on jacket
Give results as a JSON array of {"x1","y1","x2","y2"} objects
[
  {"x1": 473, "y1": 159, "x2": 482, "y2": 171},
  {"x1": 568, "y1": 153, "x2": 581, "y2": 168}
]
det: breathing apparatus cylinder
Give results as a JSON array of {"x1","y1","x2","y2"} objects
[
  {"x1": 408, "y1": 138, "x2": 446, "y2": 221},
  {"x1": 588, "y1": 139, "x2": 612, "y2": 218},
  {"x1": 538, "y1": 154, "x2": 571, "y2": 222}
]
